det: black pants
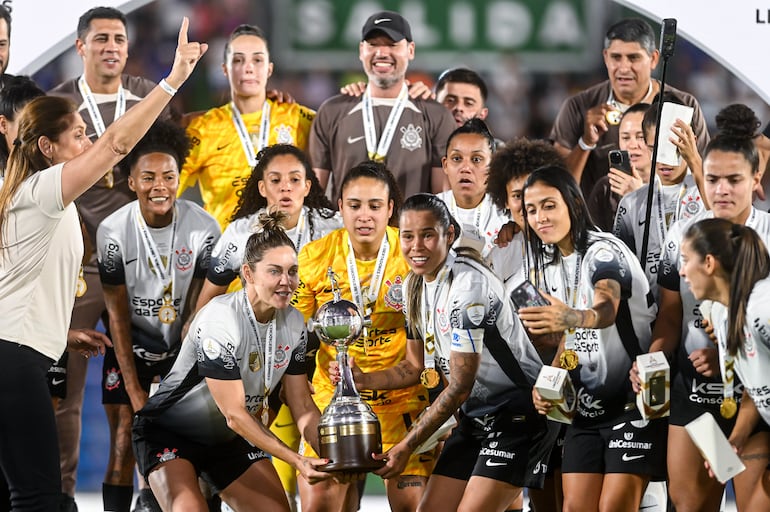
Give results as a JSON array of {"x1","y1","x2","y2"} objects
[{"x1": 0, "y1": 340, "x2": 61, "y2": 511}]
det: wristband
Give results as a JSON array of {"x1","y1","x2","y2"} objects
[
  {"x1": 158, "y1": 79, "x2": 178, "y2": 97},
  {"x1": 578, "y1": 136, "x2": 596, "y2": 151}
]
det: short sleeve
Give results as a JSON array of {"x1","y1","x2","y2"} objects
[
  {"x1": 613, "y1": 195, "x2": 637, "y2": 256},
  {"x1": 206, "y1": 227, "x2": 242, "y2": 286},
  {"x1": 285, "y1": 328, "x2": 308, "y2": 375},
  {"x1": 308, "y1": 102, "x2": 332, "y2": 171},
  {"x1": 195, "y1": 314, "x2": 242, "y2": 381},
  {"x1": 194, "y1": 221, "x2": 220, "y2": 279},
  {"x1": 179, "y1": 120, "x2": 204, "y2": 196},
  {"x1": 447, "y1": 270, "x2": 490, "y2": 354},
  {"x1": 587, "y1": 242, "x2": 633, "y2": 299},
  {"x1": 96, "y1": 224, "x2": 126, "y2": 286},
  {"x1": 657, "y1": 224, "x2": 682, "y2": 292}
]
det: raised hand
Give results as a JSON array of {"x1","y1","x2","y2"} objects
[{"x1": 166, "y1": 17, "x2": 208, "y2": 89}]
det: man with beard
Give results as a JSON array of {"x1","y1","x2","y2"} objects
[{"x1": 309, "y1": 10, "x2": 455, "y2": 201}]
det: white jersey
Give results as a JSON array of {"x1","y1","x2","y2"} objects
[
  {"x1": 538, "y1": 231, "x2": 656, "y2": 427},
  {"x1": 97, "y1": 200, "x2": 220, "y2": 357},
  {"x1": 710, "y1": 280, "x2": 770, "y2": 427},
  {"x1": 405, "y1": 253, "x2": 542, "y2": 417},
  {"x1": 207, "y1": 206, "x2": 341, "y2": 286},
  {"x1": 488, "y1": 231, "x2": 529, "y2": 298},
  {"x1": 436, "y1": 191, "x2": 510, "y2": 259},
  {"x1": 138, "y1": 290, "x2": 307, "y2": 445},
  {"x1": 614, "y1": 174, "x2": 704, "y2": 303}
]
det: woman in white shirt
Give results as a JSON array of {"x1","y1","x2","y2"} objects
[{"x1": 0, "y1": 19, "x2": 204, "y2": 510}]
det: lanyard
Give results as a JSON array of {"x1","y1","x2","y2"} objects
[
  {"x1": 655, "y1": 181, "x2": 688, "y2": 245},
  {"x1": 135, "y1": 204, "x2": 177, "y2": 289},
  {"x1": 231, "y1": 100, "x2": 271, "y2": 168},
  {"x1": 420, "y1": 254, "x2": 454, "y2": 371},
  {"x1": 291, "y1": 207, "x2": 308, "y2": 250},
  {"x1": 607, "y1": 81, "x2": 653, "y2": 113},
  {"x1": 346, "y1": 231, "x2": 390, "y2": 315},
  {"x1": 243, "y1": 290, "x2": 276, "y2": 425},
  {"x1": 362, "y1": 84, "x2": 408, "y2": 162},
  {"x1": 448, "y1": 194, "x2": 487, "y2": 233},
  {"x1": 78, "y1": 75, "x2": 125, "y2": 137},
  {"x1": 561, "y1": 253, "x2": 583, "y2": 352}
]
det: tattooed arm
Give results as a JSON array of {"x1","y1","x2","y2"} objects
[
  {"x1": 373, "y1": 351, "x2": 479, "y2": 480},
  {"x1": 520, "y1": 278, "x2": 621, "y2": 335},
  {"x1": 329, "y1": 337, "x2": 424, "y2": 390}
]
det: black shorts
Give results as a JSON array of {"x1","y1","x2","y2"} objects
[
  {"x1": 47, "y1": 351, "x2": 69, "y2": 399},
  {"x1": 132, "y1": 415, "x2": 269, "y2": 494},
  {"x1": 545, "y1": 423, "x2": 566, "y2": 475},
  {"x1": 669, "y1": 372, "x2": 736, "y2": 435},
  {"x1": 102, "y1": 347, "x2": 174, "y2": 405},
  {"x1": 432, "y1": 409, "x2": 560, "y2": 489},
  {"x1": 562, "y1": 415, "x2": 667, "y2": 480}
]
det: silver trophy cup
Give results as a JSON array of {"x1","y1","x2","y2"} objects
[{"x1": 307, "y1": 268, "x2": 383, "y2": 472}]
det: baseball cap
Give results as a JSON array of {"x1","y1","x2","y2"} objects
[{"x1": 361, "y1": 11, "x2": 412, "y2": 42}]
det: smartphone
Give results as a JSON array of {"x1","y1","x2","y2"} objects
[
  {"x1": 511, "y1": 280, "x2": 549, "y2": 311},
  {"x1": 608, "y1": 149, "x2": 632, "y2": 175}
]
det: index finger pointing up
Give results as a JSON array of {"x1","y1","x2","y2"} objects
[{"x1": 178, "y1": 16, "x2": 189, "y2": 45}]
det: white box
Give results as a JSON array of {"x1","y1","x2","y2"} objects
[
  {"x1": 636, "y1": 352, "x2": 670, "y2": 419},
  {"x1": 685, "y1": 412, "x2": 745, "y2": 484},
  {"x1": 535, "y1": 366, "x2": 576, "y2": 424}
]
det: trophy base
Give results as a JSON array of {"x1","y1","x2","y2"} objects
[{"x1": 318, "y1": 425, "x2": 385, "y2": 473}]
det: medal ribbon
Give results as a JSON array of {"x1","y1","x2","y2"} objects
[
  {"x1": 231, "y1": 100, "x2": 271, "y2": 168},
  {"x1": 135, "y1": 205, "x2": 177, "y2": 294},
  {"x1": 607, "y1": 81, "x2": 653, "y2": 113},
  {"x1": 78, "y1": 75, "x2": 125, "y2": 137},
  {"x1": 654, "y1": 181, "x2": 688, "y2": 248},
  {"x1": 362, "y1": 83, "x2": 409, "y2": 161},
  {"x1": 243, "y1": 290, "x2": 276, "y2": 424},
  {"x1": 292, "y1": 207, "x2": 308, "y2": 250},
  {"x1": 346, "y1": 231, "x2": 390, "y2": 315},
  {"x1": 420, "y1": 253, "x2": 454, "y2": 372},
  {"x1": 560, "y1": 253, "x2": 583, "y2": 353}
]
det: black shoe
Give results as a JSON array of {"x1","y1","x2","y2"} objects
[
  {"x1": 59, "y1": 494, "x2": 78, "y2": 512},
  {"x1": 132, "y1": 489, "x2": 161, "y2": 512}
]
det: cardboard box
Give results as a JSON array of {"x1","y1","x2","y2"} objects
[
  {"x1": 685, "y1": 412, "x2": 745, "y2": 483},
  {"x1": 535, "y1": 366, "x2": 576, "y2": 424},
  {"x1": 636, "y1": 352, "x2": 670, "y2": 419}
]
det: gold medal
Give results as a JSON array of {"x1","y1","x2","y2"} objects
[
  {"x1": 420, "y1": 368, "x2": 441, "y2": 389},
  {"x1": 158, "y1": 304, "x2": 177, "y2": 324},
  {"x1": 75, "y1": 267, "x2": 87, "y2": 298},
  {"x1": 605, "y1": 109, "x2": 622, "y2": 125},
  {"x1": 368, "y1": 152, "x2": 386, "y2": 163},
  {"x1": 560, "y1": 349, "x2": 579, "y2": 371},
  {"x1": 103, "y1": 168, "x2": 114, "y2": 189},
  {"x1": 720, "y1": 397, "x2": 737, "y2": 419},
  {"x1": 261, "y1": 404, "x2": 270, "y2": 426}
]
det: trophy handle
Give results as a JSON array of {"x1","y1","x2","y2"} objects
[{"x1": 335, "y1": 345, "x2": 360, "y2": 399}]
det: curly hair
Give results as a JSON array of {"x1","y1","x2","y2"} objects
[
  {"x1": 117, "y1": 120, "x2": 190, "y2": 176},
  {"x1": 715, "y1": 104, "x2": 761, "y2": 139},
  {"x1": 486, "y1": 138, "x2": 564, "y2": 211},
  {"x1": 230, "y1": 144, "x2": 335, "y2": 235}
]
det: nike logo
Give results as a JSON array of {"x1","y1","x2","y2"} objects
[
  {"x1": 621, "y1": 453, "x2": 645, "y2": 462},
  {"x1": 217, "y1": 141, "x2": 233, "y2": 150},
  {"x1": 51, "y1": 378, "x2": 65, "y2": 386},
  {"x1": 272, "y1": 422, "x2": 294, "y2": 429},
  {"x1": 638, "y1": 219, "x2": 647, "y2": 226},
  {"x1": 612, "y1": 422, "x2": 626, "y2": 430},
  {"x1": 347, "y1": 135, "x2": 365, "y2": 144},
  {"x1": 373, "y1": 18, "x2": 391, "y2": 24},
  {"x1": 125, "y1": 258, "x2": 137, "y2": 265},
  {"x1": 485, "y1": 460, "x2": 507, "y2": 467}
]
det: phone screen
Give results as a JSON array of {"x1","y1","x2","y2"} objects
[{"x1": 511, "y1": 281, "x2": 549, "y2": 310}]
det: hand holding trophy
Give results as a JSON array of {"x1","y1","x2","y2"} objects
[{"x1": 307, "y1": 268, "x2": 385, "y2": 472}]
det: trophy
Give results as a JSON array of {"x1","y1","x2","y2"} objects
[{"x1": 307, "y1": 268, "x2": 384, "y2": 472}]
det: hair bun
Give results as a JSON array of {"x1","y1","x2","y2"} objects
[
  {"x1": 716, "y1": 104, "x2": 760, "y2": 139},
  {"x1": 256, "y1": 208, "x2": 288, "y2": 233}
]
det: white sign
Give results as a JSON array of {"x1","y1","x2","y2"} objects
[
  {"x1": 7, "y1": 0, "x2": 152, "y2": 75},
  {"x1": 617, "y1": 0, "x2": 770, "y2": 104}
]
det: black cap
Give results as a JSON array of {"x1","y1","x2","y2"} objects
[{"x1": 361, "y1": 11, "x2": 412, "y2": 42}]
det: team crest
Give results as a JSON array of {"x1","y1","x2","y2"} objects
[
  {"x1": 156, "y1": 448, "x2": 178, "y2": 463},
  {"x1": 175, "y1": 247, "x2": 193, "y2": 271},
  {"x1": 437, "y1": 307, "x2": 450, "y2": 334},
  {"x1": 274, "y1": 124, "x2": 294, "y2": 144},
  {"x1": 384, "y1": 276, "x2": 404, "y2": 311},
  {"x1": 273, "y1": 344, "x2": 290, "y2": 368},
  {"x1": 682, "y1": 196, "x2": 701, "y2": 218},
  {"x1": 249, "y1": 351, "x2": 261, "y2": 372},
  {"x1": 400, "y1": 124, "x2": 423, "y2": 152},
  {"x1": 105, "y1": 368, "x2": 121, "y2": 391}
]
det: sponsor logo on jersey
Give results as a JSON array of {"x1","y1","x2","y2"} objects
[
  {"x1": 400, "y1": 124, "x2": 423, "y2": 152},
  {"x1": 465, "y1": 304, "x2": 485, "y2": 326},
  {"x1": 577, "y1": 387, "x2": 605, "y2": 419},
  {"x1": 202, "y1": 338, "x2": 221, "y2": 360}
]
